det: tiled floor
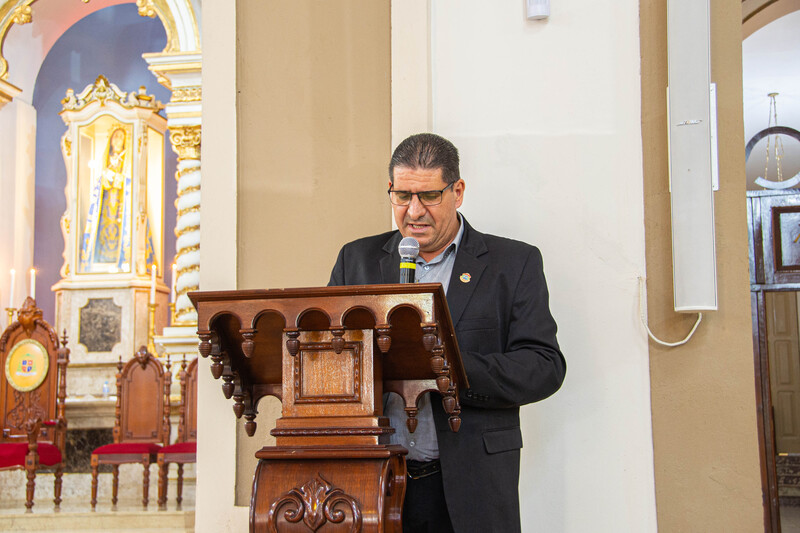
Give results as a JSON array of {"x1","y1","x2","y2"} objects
[{"x1": 0, "y1": 501, "x2": 194, "y2": 533}]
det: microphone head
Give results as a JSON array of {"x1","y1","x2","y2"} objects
[{"x1": 398, "y1": 237, "x2": 420, "y2": 260}]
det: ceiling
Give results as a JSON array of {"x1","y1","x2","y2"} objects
[{"x1": 743, "y1": 6, "x2": 800, "y2": 189}]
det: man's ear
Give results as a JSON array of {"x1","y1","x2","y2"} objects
[{"x1": 453, "y1": 179, "x2": 465, "y2": 208}]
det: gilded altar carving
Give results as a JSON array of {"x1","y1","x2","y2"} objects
[
  {"x1": 169, "y1": 125, "x2": 201, "y2": 161},
  {"x1": 136, "y1": 0, "x2": 156, "y2": 18},
  {"x1": 61, "y1": 76, "x2": 162, "y2": 113},
  {"x1": 11, "y1": 4, "x2": 30, "y2": 25},
  {"x1": 171, "y1": 86, "x2": 201, "y2": 102}
]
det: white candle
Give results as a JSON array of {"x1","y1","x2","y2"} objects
[
  {"x1": 170, "y1": 263, "x2": 177, "y2": 304},
  {"x1": 29, "y1": 268, "x2": 35, "y2": 301},
  {"x1": 8, "y1": 269, "x2": 15, "y2": 308},
  {"x1": 150, "y1": 265, "x2": 157, "y2": 304}
]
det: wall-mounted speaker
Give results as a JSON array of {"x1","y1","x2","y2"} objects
[{"x1": 667, "y1": 0, "x2": 718, "y2": 312}]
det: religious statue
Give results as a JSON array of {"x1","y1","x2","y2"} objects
[{"x1": 79, "y1": 126, "x2": 133, "y2": 272}]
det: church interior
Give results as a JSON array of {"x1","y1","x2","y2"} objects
[{"x1": 0, "y1": 0, "x2": 798, "y2": 532}]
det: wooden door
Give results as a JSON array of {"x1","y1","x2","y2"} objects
[{"x1": 766, "y1": 291, "x2": 800, "y2": 453}]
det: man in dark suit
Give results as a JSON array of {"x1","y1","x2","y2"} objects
[{"x1": 329, "y1": 133, "x2": 566, "y2": 533}]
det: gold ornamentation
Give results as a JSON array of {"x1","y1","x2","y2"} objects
[
  {"x1": 62, "y1": 136, "x2": 72, "y2": 157},
  {"x1": 169, "y1": 125, "x2": 201, "y2": 161},
  {"x1": 174, "y1": 243, "x2": 199, "y2": 263},
  {"x1": 137, "y1": 0, "x2": 157, "y2": 18},
  {"x1": 175, "y1": 166, "x2": 196, "y2": 180},
  {"x1": 178, "y1": 184, "x2": 200, "y2": 196},
  {"x1": 174, "y1": 224, "x2": 199, "y2": 238},
  {"x1": 0, "y1": 78, "x2": 21, "y2": 107},
  {"x1": 176, "y1": 205, "x2": 199, "y2": 218},
  {"x1": 174, "y1": 298, "x2": 199, "y2": 320},
  {"x1": 172, "y1": 86, "x2": 202, "y2": 102},
  {"x1": 176, "y1": 264, "x2": 199, "y2": 276},
  {"x1": 61, "y1": 76, "x2": 162, "y2": 112},
  {"x1": 12, "y1": 5, "x2": 31, "y2": 25}
]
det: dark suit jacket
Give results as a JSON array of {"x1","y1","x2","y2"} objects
[{"x1": 329, "y1": 216, "x2": 566, "y2": 533}]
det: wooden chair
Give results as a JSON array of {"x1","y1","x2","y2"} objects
[
  {"x1": 90, "y1": 346, "x2": 170, "y2": 509},
  {"x1": 157, "y1": 356, "x2": 197, "y2": 509},
  {"x1": 0, "y1": 297, "x2": 69, "y2": 511}
]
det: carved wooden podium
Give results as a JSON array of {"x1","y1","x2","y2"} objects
[{"x1": 190, "y1": 284, "x2": 468, "y2": 532}]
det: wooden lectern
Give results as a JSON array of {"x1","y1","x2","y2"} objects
[{"x1": 190, "y1": 284, "x2": 468, "y2": 532}]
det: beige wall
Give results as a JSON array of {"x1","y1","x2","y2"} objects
[
  {"x1": 642, "y1": 0, "x2": 764, "y2": 530},
  {"x1": 236, "y1": 0, "x2": 392, "y2": 291},
  {"x1": 233, "y1": 0, "x2": 392, "y2": 508}
]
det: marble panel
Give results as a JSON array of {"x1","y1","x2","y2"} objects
[
  {"x1": 79, "y1": 298, "x2": 122, "y2": 353},
  {"x1": 64, "y1": 428, "x2": 114, "y2": 473}
]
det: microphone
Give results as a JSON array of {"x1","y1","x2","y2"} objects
[{"x1": 398, "y1": 237, "x2": 419, "y2": 284}]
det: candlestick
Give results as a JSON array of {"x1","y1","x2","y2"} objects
[
  {"x1": 5, "y1": 308, "x2": 14, "y2": 328},
  {"x1": 9, "y1": 269, "x2": 15, "y2": 308},
  {"x1": 29, "y1": 268, "x2": 35, "y2": 301},
  {"x1": 147, "y1": 303, "x2": 157, "y2": 355},
  {"x1": 150, "y1": 265, "x2": 157, "y2": 305}
]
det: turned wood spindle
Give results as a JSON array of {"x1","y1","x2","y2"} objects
[
  {"x1": 421, "y1": 324, "x2": 437, "y2": 352},
  {"x1": 285, "y1": 330, "x2": 300, "y2": 357},
  {"x1": 376, "y1": 325, "x2": 392, "y2": 353},
  {"x1": 244, "y1": 413, "x2": 257, "y2": 437},
  {"x1": 240, "y1": 328, "x2": 256, "y2": 358},
  {"x1": 330, "y1": 327, "x2": 345, "y2": 354},
  {"x1": 232, "y1": 394, "x2": 245, "y2": 418},
  {"x1": 221, "y1": 375, "x2": 235, "y2": 399},
  {"x1": 210, "y1": 353, "x2": 224, "y2": 379},
  {"x1": 405, "y1": 407, "x2": 419, "y2": 433},
  {"x1": 197, "y1": 332, "x2": 212, "y2": 358}
]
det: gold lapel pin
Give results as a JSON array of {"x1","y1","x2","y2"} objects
[{"x1": 459, "y1": 273, "x2": 471, "y2": 283}]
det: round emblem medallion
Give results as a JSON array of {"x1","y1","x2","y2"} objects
[{"x1": 4, "y1": 339, "x2": 49, "y2": 392}]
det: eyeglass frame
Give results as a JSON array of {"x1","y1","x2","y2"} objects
[{"x1": 387, "y1": 181, "x2": 456, "y2": 206}]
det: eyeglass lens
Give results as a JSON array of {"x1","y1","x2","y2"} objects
[{"x1": 390, "y1": 191, "x2": 442, "y2": 205}]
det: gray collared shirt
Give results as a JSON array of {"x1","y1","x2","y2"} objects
[{"x1": 384, "y1": 214, "x2": 464, "y2": 461}]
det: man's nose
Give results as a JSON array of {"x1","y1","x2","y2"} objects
[{"x1": 406, "y1": 194, "x2": 427, "y2": 218}]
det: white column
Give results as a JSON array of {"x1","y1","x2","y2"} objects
[
  {"x1": 170, "y1": 126, "x2": 201, "y2": 325},
  {"x1": 143, "y1": 52, "x2": 202, "y2": 331}
]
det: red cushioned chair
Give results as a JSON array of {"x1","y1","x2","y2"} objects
[
  {"x1": 0, "y1": 297, "x2": 70, "y2": 511},
  {"x1": 90, "y1": 346, "x2": 170, "y2": 509},
  {"x1": 157, "y1": 356, "x2": 197, "y2": 509}
]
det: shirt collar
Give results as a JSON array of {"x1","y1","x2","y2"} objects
[{"x1": 416, "y1": 212, "x2": 464, "y2": 266}]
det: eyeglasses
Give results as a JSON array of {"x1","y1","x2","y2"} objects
[{"x1": 388, "y1": 182, "x2": 455, "y2": 206}]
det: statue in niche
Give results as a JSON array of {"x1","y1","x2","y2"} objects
[{"x1": 78, "y1": 125, "x2": 156, "y2": 274}]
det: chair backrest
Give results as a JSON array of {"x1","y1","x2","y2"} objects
[
  {"x1": 176, "y1": 357, "x2": 198, "y2": 443},
  {"x1": 0, "y1": 297, "x2": 69, "y2": 451},
  {"x1": 114, "y1": 346, "x2": 170, "y2": 446}
]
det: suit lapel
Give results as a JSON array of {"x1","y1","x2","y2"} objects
[
  {"x1": 446, "y1": 217, "x2": 487, "y2": 327},
  {"x1": 380, "y1": 232, "x2": 403, "y2": 283}
]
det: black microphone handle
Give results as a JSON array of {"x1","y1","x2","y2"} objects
[{"x1": 399, "y1": 261, "x2": 416, "y2": 284}]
